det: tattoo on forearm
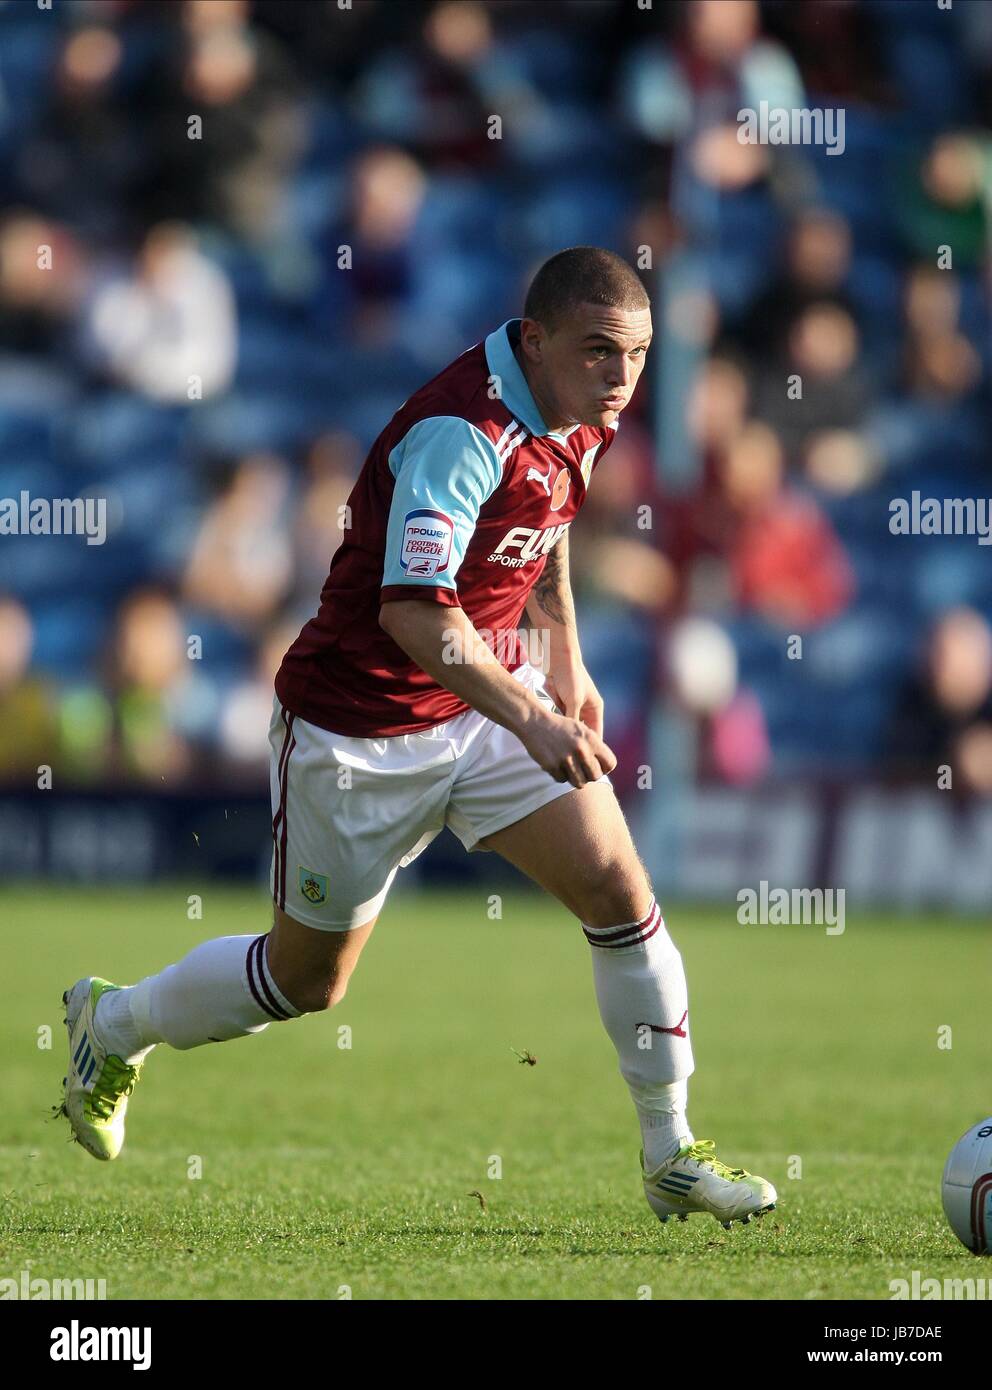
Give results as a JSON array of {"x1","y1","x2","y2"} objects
[{"x1": 531, "y1": 542, "x2": 574, "y2": 628}]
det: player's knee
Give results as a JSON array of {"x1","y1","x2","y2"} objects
[
  {"x1": 323, "y1": 972, "x2": 350, "y2": 1011},
  {"x1": 293, "y1": 968, "x2": 349, "y2": 1013},
  {"x1": 580, "y1": 853, "x2": 652, "y2": 929},
  {"x1": 269, "y1": 959, "x2": 350, "y2": 1014}
]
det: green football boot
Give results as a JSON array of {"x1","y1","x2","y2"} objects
[
  {"x1": 55, "y1": 977, "x2": 144, "y2": 1161},
  {"x1": 643, "y1": 1138, "x2": 777, "y2": 1229}
]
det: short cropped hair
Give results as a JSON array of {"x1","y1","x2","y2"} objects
[{"x1": 523, "y1": 246, "x2": 649, "y2": 333}]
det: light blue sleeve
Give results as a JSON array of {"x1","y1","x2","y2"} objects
[{"x1": 381, "y1": 416, "x2": 503, "y2": 593}]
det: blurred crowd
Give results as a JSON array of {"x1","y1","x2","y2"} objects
[{"x1": 0, "y1": 0, "x2": 990, "y2": 793}]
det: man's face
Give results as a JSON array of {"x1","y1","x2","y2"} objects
[{"x1": 519, "y1": 302, "x2": 653, "y2": 430}]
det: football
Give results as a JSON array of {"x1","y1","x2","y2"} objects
[{"x1": 942, "y1": 1118, "x2": 992, "y2": 1254}]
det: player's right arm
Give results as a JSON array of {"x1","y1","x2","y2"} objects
[
  {"x1": 377, "y1": 415, "x2": 615, "y2": 788},
  {"x1": 379, "y1": 599, "x2": 615, "y2": 788}
]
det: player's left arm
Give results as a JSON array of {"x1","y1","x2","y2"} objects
[{"x1": 525, "y1": 530, "x2": 605, "y2": 738}]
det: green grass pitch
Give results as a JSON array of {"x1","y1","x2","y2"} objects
[{"x1": 1, "y1": 884, "x2": 987, "y2": 1300}]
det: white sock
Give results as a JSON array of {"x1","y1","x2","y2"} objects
[
  {"x1": 583, "y1": 897, "x2": 695, "y2": 1172},
  {"x1": 637, "y1": 1080, "x2": 694, "y2": 1171},
  {"x1": 93, "y1": 934, "x2": 301, "y2": 1056},
  {"x1": 92, "y1": 987, "x2": 156, "y2": 1065}
]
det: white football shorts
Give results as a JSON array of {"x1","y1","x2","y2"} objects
[{"x1": 268, "y1": 661, "x2": 605, "y2": 930}]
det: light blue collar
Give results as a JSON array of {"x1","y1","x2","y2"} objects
[{"x1": 484, "y1": 319, "x2": 582, "y2": 442}]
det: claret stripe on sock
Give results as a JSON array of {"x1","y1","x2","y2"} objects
[
  {"x1": 582, "y1": 899, "x2": 661, "y2": 949},
  {"x1": 245, "y1": 935, "x2": 291, "y2": 1021},
  {"x1": 258, "y1": 934, "x2": 299, "y2": 1018}
]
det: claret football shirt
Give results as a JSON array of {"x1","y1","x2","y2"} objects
[{"x1": 275, "y1": 319, "x2": 617, "y2": 736}]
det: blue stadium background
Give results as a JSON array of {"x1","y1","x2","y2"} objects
[{"x1": 0, "y1": 0, "x2": 990, "y2": 893}]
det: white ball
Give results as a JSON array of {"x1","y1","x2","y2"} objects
[{"x1": 941, "y1": 1118, "x2": 992, "y2": 1254}]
